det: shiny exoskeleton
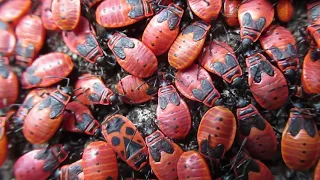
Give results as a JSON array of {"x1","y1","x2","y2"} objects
[
  {"x1": 276, "y1": 0, "x2": 294, "y2": 23},
  {"x1": 54, "y1": 160, "x2": 84, "y2": 180},
  {"x1": 187, "y1": 0, "x2": 222, "y2": 22},
  {"x1": 301, "y1": 49, "x2": 320, "y2": 94},
  {"x1": 223, "y1": 0, "x2": 241, "y2": 27},
  {"x1": 52, "y1": 0, "x2": 81, "y2": 30},
  {"x1": 0, "y1": 0, "x2": 32, "y2": 25},
  {"x1": 41, "y1": 0, "x2": 59, "y2": 31},
  {"x1": 0, "y1": 20, "x2": 16, "y2": 57}
]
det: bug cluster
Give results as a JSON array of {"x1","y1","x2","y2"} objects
[{"x1": 0, "y1": 0, "x2": 319, "y2": 179}]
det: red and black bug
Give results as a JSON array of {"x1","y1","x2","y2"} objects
[
  {"x1": 246, "y1": 52, "x2": 288, "y2": 110},
  {"x1": 168, "y1": 21, "x2": 211, "y2": 70},
  {"x1": 96, "y1": 0, "x2": 159, "y2": 28},
  {"x1": 175, "y1": 63, "x2": 222, "y2": 107},
  {"x1": 281, "y1": 107, "x2": 320, "y2": 171},
  {"x1": 223, "y1": 0, "x2": 241, "y2": 27},
  {"x1": 62, "y1": 101, "x2": 100, "y2": 135},
  {"x1": 145, "y1": 130, "x2": 183, "y2": 180},
  {"x1": 74, "y1": 74, "x2": 118, "y2": 106},
  {"x1": 116, "y1": 75, "x2": 153, "y2": 104},
  {"x1": 0, "y1": 20, "x2": 16, "y2": 57},
  {"x1": 41, "y1": 0, "x2": 59, "y2": 31},
  {"x1": 15, "y1": 14, "x2": 46, "y2": 66},
  {"x1": 306, "y1": 23, "x2": 320, "y2": 53},
  {"x1": 177, "y1": 151, "x2": 212, "y2": 180},
  {"x1": 53, "y1": 160, "x2": 84, "y2": 180},
  {"x1": 187, "y1": 0, "x2": 222, "y2": 22},
  {"x1": 20, "y1": 52, "x2": 74, "y2": 89},
  {"x1": 82, "y1": 141, "x2": 118, "y2": 180},
  {"x1": 307, "y1": 1, "x2": 320, "y2": 24},
  {"x1": 0, "y1": 57, "x2": 19, "y2": 109},
  {"x1": 156, "y1": 79, "x2": 191, "y2": 140},
  {"x1": 14, "y1": 144, "x2": 69, "y2": 180},
  {"x1": 0, "y1": 110, "x2": 8, "y2": 166},
  {"x1": 238, "y1": 0, "x2": 274, "y2": 48},
  {"x1": 0, "y1": 0, "x2": 32, "y2": 25},
  {"x1": 199, "y1": 40, "x2": 243, "y2": 85},
  {"x1": 197, "y1": 106, "x2": 236, "y2": 159},
  {"x1": 23, "y1": 84, "x2": 73, "y2": 144},
  {"x1": 52, "y1": 0, "x2": 81, "y2": 30},
  {"x1": 236, "y1": 102, "x2": 277, "y2": 160},
  {"x1": 301, "y1": 49, "x2": 320, "y2": 94},
  {"x1": 107, "y1": 32, "x2": 158, "y2": 78},
  {"x1": 276, "y1": 0, "x2": 294, "y2": 23},
  {"x1": 101, "y1": 114, "x2": 148, "y2": 171},
  {"x1": 142, "y1": 3, "x2": 184, "y2": 56}
]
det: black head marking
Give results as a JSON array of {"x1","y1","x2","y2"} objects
[
  {"x1": 105, "y1": 117, "x2": 125, "y2": 134},
  {"x1": 182, "y1": 24, "x2": 207, "y2": 41},
  {"x1": 127, "y1": 0, "x2": 144, "y2": 19},
  {"x1": 149, "y1": 138, "x2": 174, "y2": 162},
  {"x1": 113, "y1": 37, "x2": 135, "y2": 60},
  {"x1": 242, "y1": 13, "x2": 266, "y2": 31},
  {"x1": 157, "y1": 8, "x2": 180, "y2": 30},
  {"x1": 200, "y1": 139, "x2": 225, "y2": 159}
]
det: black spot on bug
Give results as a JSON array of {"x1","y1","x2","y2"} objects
[
  {"x1": 126, "y1": 127, "x2": 135, "y2": 135},
  {"x1": 111, "y1": 136, "x2": 121, "y2": 146}
]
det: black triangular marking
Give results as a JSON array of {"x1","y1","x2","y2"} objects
[{"x1": 124, "y1": 136, "x2": 143, "y2": 159}]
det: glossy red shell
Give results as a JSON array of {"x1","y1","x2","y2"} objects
[
  {"x1": 306, "y1": 24, "x2": 320, "y2": 49},
  {"x1": 276, "y1": 0, "x2": 294, "y2": 23},
  {"x1": 108, "y1": 32, "x2": 158, "y2": 78},
  {"x1": 96, "y1": 0, "x2": 154, "y2": 28},
  {"x1": 14, "y1": 144, "x2": 69, "y2": 180},
  {"x1": 260, "y1": 25, "x2": 298, "y2": 72},
  {"x1": 15, "y1": 15, "x2": 46, "y2": 66},
  {"x1": 198, "y1": 106, "x2": 236, "y2": 159},
  {"x1": 168, "y1": 21, "x2": 211, "y2": 70},
  {"x1": 82, "y1": 141, "x2": 118, "y2": 180},
  {"x1": 62, "y1": 101, "x2": 100, "y2": 135},
  {"x1": 0, "y1": 20, "x2": 16, "y2": 57},
  {"x1": 41, "y1": 0, "x2": 59, "y2": 31},
  {"x1": 142, "y1": 3, "x2": 184, "y2": 55},
  {"x1": 20, "y1": 52, "x2": 74, "y2": 89},
  {"x1": 223, "y1": 0, "x2": 240, "y2": 27},
  {"x1": 116, "y1": 75, "x2": 152, "y2": 104},
  {"x1": 175, "y1": 64, "x2": 221, "y2": 107},
  {"x1": 52, "y1": 0, "x2": 81, "y2": 30},
  {"x1": 145, "y1": 130, "x2": 183, "y2": 180},
  {"x1": 281, "y1": 108, "x2": 320, "y2": 170},
  {"x1": 199, "y1": 40, "x2": 242, "y2": 84},
  {"x1": 156, "y1": 84, "x2": 191, "y2": 140},
  {"x1": 101, "y1": 114, "x2": 148, "y2": 171},
  {"x1": 238, "y1": 0, "x2": 274, "y2": 42},
  {"x1": 188, "y1": 0, "x2": 222, "y2": 22},
  {"x1": 74, "y1": 74, "x2": 115, "y2": 106},
  {"x1": 246, "y1": 53, "x2": 288, "y2": 110},
  {"x1": 302, "y1": 49, "x2": 320, "y2": 94},
  {"x1": 60, "y1": 160, "x2": 84, "y2": 180},
  {"x1": 0, "y1": 57, "x2": 19, "y2": 108},
  {"x1": 236, "y1": 104, "x2": 277, "y2": 160},
  {"x1": 0, "y1": 113, "x2": 8, "y2": 166},
  {"x1": 177, "y1": 151, "x2": 212, "y2": 180},
  {"x1": 0, "y1": 0, "x2": 32, "y2": 25}
]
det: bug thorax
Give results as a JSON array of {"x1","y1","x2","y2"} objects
[
  {"x1": 236, "y1": 97, "x2": 250, "y2": 108},
  {"x1": 242, "y1": 38, "x2": 253, "y2": 50},
  {"x1": 60, "y1": 86, "x2": 73, "y2": 96}
]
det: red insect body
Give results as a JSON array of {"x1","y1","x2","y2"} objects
[
  {"x1": 246, "y1": 53, "x2": 288, "y2": 110},
  {"x1": 107, "y1": 32, "x2": 158, "y2": 78},
  {"x1": 199, "y1": 40, "x2": 242, "y2": 84},
  {"x1": 0, "y1": 57, "x2": 19, "y2": 108},
  {"x1": 301, "y1": 49, "x2": 320, "y2": 94},
  {"x1": 74, "y1": 74, "x2": 116, "y2": 106},
  {"x1": 156, "y1": 83, "x2": 191, "y2": 140},
  {"x1": 238, "y1": 0, "x2": 274, "y2": 46},
  {"x1": 41, "y1": 0, "x2": 59, "y2": 31},
  {"x1": 197, "y1": 106, "x2": 236, "y2": 159},
  {"x1": 82, "y1": 141, "x2": 118, "y2": 180},
  {"x1": 101, "y1": 114, "x2": 148, "y2": 171},
  {"x1": 260, "y1": 25, "x2": 299, "y2": 74},
  {"x1": 116, "y1": 75, "x2": 153, "y2": 104},
  {"x1": 306, "y1": 24, "x2": 320, "y2": 51},
  {"x1": 0, "y1": 20, "x2": 16, "y2": 57},
  {"x1": 14, "y1": 144, "x2": 69, "y2": 180},
  {"x1": 223, "y1": 0, "x2": 241, "y2": 27},
  {"x1": 175, "y1": 64, "x2": 221, "y2": 107},
  {"x1": 168, "y1": 21, "x2": 211, "y2": 70},
  {"x1": 59, "y1": 160, "x2": 84, "y2": 180},
  {"x1": 0, "y1": 0, "x2": 32, "y2": 25},
  {"x1": 23, "y1": 87, "x2": 72, "y2": 144},
  {"x1": 0, "y1": 111, "x2": 8, "y2": 166},
  {"x1": 307, "y1": 1, "x2": 320, "y2": 24},
  {"x1": 74, "y1": 33, "x2": 104, "y2": 63},
  {"x1": 145, "y1": 130, "x2": 183, "y2": 180},
  {"x1": 142, "y1": 3, "x2": 184, "y2": 56},
  {"x1": 96, "y1": 0, "x2": 155, "y2": 28},
  {"x1": 52, "y1": 0, "x2": 81, "y2": 30},
  {"x1": 177, "y1": 151, "x2": 212, "y2": 180},
  {"x1": 236, "y1": 104, "x2": 277, "y2": 160},
  {"x1": 15, "y1": 15, "x2": 46, "y2": 66},
  {"x1": 62, "y1": 101, "x2": 100, "y2": 135},
  {"x1": 20, "y1": 52, "x2": 74, "y2": 89},
  {"x1": 276, "y1": 0, "x2": 294, "y2": 23},
  {"x1": 230, "y1": 151, "x2": 274, "y2": 180},
  {"x1": 315, "y1": 160, "x2": 320, "y2": 180},
  {"x1": 15, "y1": 88, "x2": 54, "y2": 124},
  {"x1": 281, "y1": 108, "x2": 320, "y2": 170},
  {"x1": 188, "y1": 0, "x2": 222, "y2": 22}
]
